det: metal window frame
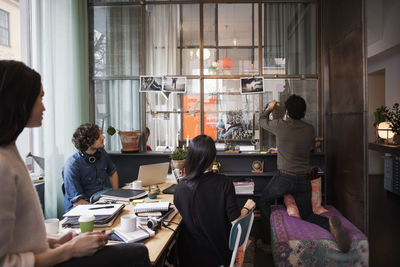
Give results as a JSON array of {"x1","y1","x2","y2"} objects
[
  {"x1": 0, "y1": 8, "x2": 10, "y2": 47},
  {"x1": 88, "y1": 0, "x2": 321, "y2": 146}
]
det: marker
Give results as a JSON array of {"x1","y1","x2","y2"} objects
[{"x1": 88, "y1": 205, "x2": 114, "y2": 210}]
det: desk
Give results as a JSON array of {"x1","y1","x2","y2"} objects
[{"x1": 65, "y1": 182, "x2": 181, "y2": 266}]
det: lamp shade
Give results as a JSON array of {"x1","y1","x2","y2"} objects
[
  {"x1": 219, "y1": 57, "x2": 233, "y2": 69},
  {"x1": 377, "y1": 122, "x2": 395, "y2": 139}
]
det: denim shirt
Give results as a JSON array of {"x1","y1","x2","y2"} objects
[{"x1": 62, "y1": 148, "x2": 116, "y2": 211}]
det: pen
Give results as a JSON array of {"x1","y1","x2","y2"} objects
[{"x1": 88, "y1": 205, "x2": 114, "y2": 210}]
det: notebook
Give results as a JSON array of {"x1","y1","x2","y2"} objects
[
  {"x1": 62, "y1": 203, "x2": 125, "y2": 228},
  {"x1": 133, "y1": 201, "x2": 170, "y2": 213},
  {"x1": 113, "y1": 227, "x2": 151, "y2": 243},
  {"x1": 137, "y1": 162, "x2": 169, "y2": 186},
  {"x1": 101, "y1": 189, "x2": 147, "y2": 201}
]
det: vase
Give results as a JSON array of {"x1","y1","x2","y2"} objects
[
  {"x1": 171, "y1": 159, "x2": 185, "y2": 180},
  {"x1": 119, "y1": 131, "x2": 141, "y2": 152}
]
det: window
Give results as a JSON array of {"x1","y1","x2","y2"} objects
[
  {"x1": 89, "y1": 1, "x2": 318, "y2": 151},
  {"x1": 0, "y1": 9, "x2": 10, "y2": 46}
]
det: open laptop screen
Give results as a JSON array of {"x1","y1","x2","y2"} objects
[{"x1": 137, "y1": 162, "x2": 169, "y2": 186}]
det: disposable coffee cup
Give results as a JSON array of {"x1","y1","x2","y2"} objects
[
  {"x1": 44, "y1": 218, "x2": 59, "y2": 235},
  {"x1": 79, "y1": 215, "x2": 95, "y2": 233},
  {"x1": 121, "y1": 214, "x2": 137, "y2": 232},
  {"x1": 131, "y1": 180, "x2": 143, "y2": 190}
]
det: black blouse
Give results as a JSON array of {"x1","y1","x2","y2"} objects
[{"x1": 174, "y1": 172, "x2": 240, "y2": 267}]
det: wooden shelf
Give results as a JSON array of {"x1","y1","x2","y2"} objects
[{"x1": 368, "y1": 142, "x2": 400, "y2": 156}]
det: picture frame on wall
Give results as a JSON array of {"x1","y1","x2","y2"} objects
[
  {"x1": 163, "y1": 77, "x2": 186, "y2": 93},
  {"x1": 140, "y1": 76, "x2": 163, "y2": 92},
  {"x1": 240, "y1": 77, "x2": 264, "y2": 94}
]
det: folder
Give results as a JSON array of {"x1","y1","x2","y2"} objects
[
  {"x1": 101, "y1": 189, "x2": 147, "y2": 201},
  {"x1": 62, "y1": 203, "x2": 125, "y2": 228}
]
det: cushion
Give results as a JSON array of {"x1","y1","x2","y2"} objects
[{"x1": 283, "y1": 177, "x2": 328, "y2": 218}]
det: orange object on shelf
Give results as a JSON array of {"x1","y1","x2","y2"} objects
[
  {"x1": 219, "y1": 57, "x2": 233, "y2": 69},
  {"x1": 182, "y1": 95, "x2": 217, "y2": 140}
]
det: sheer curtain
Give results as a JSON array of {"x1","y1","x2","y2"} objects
[
  {"x1": 264, "y1": 3, "x2": 317, "y2": 75},
  {"x1": 145, "y1": 5, "x2": 180, "y2": 149},
  {"x1": 92, "y1": 6, "x2": 141, "y2": 151},
  {"x1": 30, "y1": 0, "x2": 89, "y2": 218}
]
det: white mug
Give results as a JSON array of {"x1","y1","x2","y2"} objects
[
  {"x1": 44, "y1": 218, "x2": 59, "y2": 235},
  {"x1": 121, "y1": 214, "x2": 137, "y2": 232},
  {"x1": 131, "y1": 180, "x2": 143, "y2": 190}
]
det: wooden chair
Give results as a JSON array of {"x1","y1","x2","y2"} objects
[{"x1": 228, "y1": 211, "x2": 254, "y2": 267}]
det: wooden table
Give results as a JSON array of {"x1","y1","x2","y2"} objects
[{"x1": 66, "y1": 182, "x2": 181, "y2": 266}]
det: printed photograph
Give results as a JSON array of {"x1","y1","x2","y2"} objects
[
  {"x1": 140, "y1": 76, "x2": 163, "y2": 92},
  {"x1": 240, "y1": 77, "x2": 264, "y2": 94},
  {"x1": 163, "y1": 77, "x2": 186, "y2": 93}
]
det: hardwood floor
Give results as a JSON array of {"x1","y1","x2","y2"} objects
[{"x1": 368, "y1": 174, "x2": 400, "y2": 266}]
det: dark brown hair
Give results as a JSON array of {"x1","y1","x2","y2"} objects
[
  {"x1": 285, "y1": 94, "x2": 307, "y2": 120},
  {"x1": 72, "y1": 123, "x2": 100, "y2": 151},
  {"x1": 0, "y1": 60, "x2": 41, "y2": 146}
]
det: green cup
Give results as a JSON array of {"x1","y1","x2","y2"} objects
[{"x1": 79, "y1": 215, "x2": 95, "y2": 233}]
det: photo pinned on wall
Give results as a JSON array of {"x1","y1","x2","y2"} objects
[
  {"x1": 240, "y1": 77, "x2": 264, "y2": 94},
  {"x1": 163, "y1": 77, "x2": 186, "y2": 93},
  {"x1": 139, "y1": 76, "x2": 163, "y2": 92}
]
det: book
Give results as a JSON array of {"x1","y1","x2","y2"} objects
[
  {"x1": 133, "y1": 202, "x2": 170, "y2": 213},
  {"x1": 233, "y1": 180, "x2": 255, "y2": 195},
  {"x1": 113, "y1": 227, "x2": 151, "y2": 243},
  {"x1": 101, "y1": 189, "x2": 147, "y2": 201}
]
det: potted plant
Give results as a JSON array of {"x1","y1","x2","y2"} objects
[
  {"x1": 170, "y1": 148, "x2": 186, "y2": 170},
  {"x1": 374, "y1": 106, "x2": 388, "y2": 126},
  {"x1": 386, "y1": 103, "x2": 400, "y2": 144},
  {"x1": 107, "y1": 126, "x2": 141, "y2": 152}
]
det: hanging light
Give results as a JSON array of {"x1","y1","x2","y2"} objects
[
  {"x1": 233, "y1": 38, "x2": 238, "y2": 46},
  {"x1": 196, "y1": 48, "x2": 211, "y2": 60}
]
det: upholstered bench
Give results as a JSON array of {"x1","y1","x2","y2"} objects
[{"x1": 270, "y1": 205, "x2": 369, "y2": 266}]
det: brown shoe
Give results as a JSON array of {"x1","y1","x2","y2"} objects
[{"x1": 329, "y1": 216, "x2": 351, "y2": 252}]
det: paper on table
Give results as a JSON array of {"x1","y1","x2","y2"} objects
[
  {"x1": 63, "y1": 204, "x2": 124, "y2": 217},
  {"x1": 113, "y1": 227, "x2": 150, "y2": 243}
]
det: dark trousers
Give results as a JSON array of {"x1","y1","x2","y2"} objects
[
  {"x1": 259, "y1": 171, "x2": 330, "y2": 243},
  {"x1": 56, "y1": 243, "x2": 150, "y2": 267}
]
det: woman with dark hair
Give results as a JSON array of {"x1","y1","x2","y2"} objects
[
  {"x1": 0, "y1": 61, "x2": 150, "y2": 267},
  {"x1": 174, "y1": 135, "x2": 255, "y2": 267}
]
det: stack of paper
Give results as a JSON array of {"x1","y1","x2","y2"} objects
[
  {"x1": 62, "y1": 203, "x2": 125, "y2": 228},
  {"x1": 233, "y1": 180, "x2": 255, "y2": 195}
]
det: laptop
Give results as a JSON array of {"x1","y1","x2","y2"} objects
[{"x1": 137, "y1": 162, "x2": 170, "y2": 186}]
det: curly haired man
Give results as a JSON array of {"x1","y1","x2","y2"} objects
[{"x1": 62, "y1": 123, "x2": 119, "y2": 211}]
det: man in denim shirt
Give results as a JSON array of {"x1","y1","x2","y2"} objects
[{"x1": 62, "y1": 123, "x2": 119, "y2": 212}]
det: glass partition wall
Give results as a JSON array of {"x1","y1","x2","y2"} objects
[{"x1": 89, "y1": 0, "x2": 318, "y2": 151}]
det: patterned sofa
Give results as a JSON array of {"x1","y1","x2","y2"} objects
[{"x1": 270, "y1": 205, "x2": 369, "y2": 266}]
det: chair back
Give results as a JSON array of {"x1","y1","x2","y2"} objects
[{"x1": 228, "y1": 211, "x2": 254, "y2": 267}]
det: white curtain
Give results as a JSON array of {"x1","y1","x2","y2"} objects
[
  {"x1": 264, "y1": 3, "x2": 317, "y2": 75},
  {"x1": 145, "y1": 5, "x2": 180, "y2": 149},
  {"x1": 30, "y1": 0, "x2": 89, "y2": 218},
  {"x1": 92, "y1": 6, "x2": 141, "y2": 151}
]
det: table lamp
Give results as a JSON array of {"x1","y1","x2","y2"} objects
[{"x1": 377, "y1": 122, "x2": 395, "y2": 143}]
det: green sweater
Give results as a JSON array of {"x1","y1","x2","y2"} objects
[{"x1": 259, "y1": 110, "x2": 314, "y2": 175}]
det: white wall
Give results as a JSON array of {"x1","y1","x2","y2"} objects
[
  {"x1": 367, "y1": 0, "x2": 400, "y2": 107},
  {"x1": 367, "y1": 0, "x2": 400, "y2": 175}
]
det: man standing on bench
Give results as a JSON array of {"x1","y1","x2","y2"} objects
[{"x1": 259, "y1": 94, "x2": 350, "y2": 253}]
